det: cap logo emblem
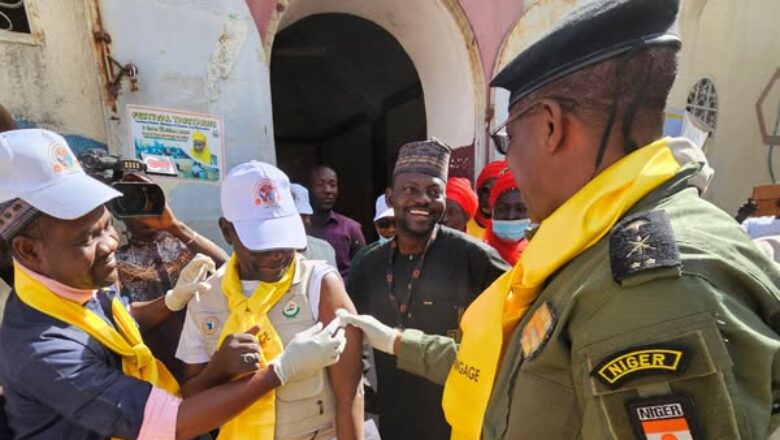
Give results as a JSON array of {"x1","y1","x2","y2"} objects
[
  {"x1": 49, "y1": 143, "x2": 79, "y2": 174},
  {"x1": 254, "y1": 178, "x2": 281, "y2": 207}
]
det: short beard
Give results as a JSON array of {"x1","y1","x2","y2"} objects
[{"x1": 397, "y1": 216, "x2": 436, "y2": 239}]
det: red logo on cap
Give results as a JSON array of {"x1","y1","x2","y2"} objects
[
  {"x1": 49, "y1": 144, "x2": 79, "y2": 174},
  {"x1": 254, "y1": 178, "x2": 281, "y2": 207}
]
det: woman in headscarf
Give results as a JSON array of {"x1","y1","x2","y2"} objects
[
  {"x1": 484, "y1": 170, "x2": 530, "y2": 265},
  {"x1": 467, "y1": 160, "x2": 506, "y2": 239},
  {"x1": 190, "y1": 130, "x2": 215, "y2": 165},
  {"x1": 443, "y1": 177, "x2": 478, "y2": 232}
]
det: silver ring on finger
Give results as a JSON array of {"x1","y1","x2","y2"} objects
[{"x1": 242, "y1": 352, "x2": 259, "y2": 365}]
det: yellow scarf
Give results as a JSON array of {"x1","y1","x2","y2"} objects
[
  {"x1": 216, "y1": 254, "x2": 295, "y2": 440},
  {"x1": 443, "y1": 139, "x2": 680, "y2": 440},
  {"x1": 12, "y1": 265, "x2": 180, "y2": 396},
  {"x1": 466, "y1": 218, "x2": 486, "y2": 240}
]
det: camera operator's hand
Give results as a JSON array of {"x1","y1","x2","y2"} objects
[
  {"x1": 164, "y1": 254, "x2": 215, "y2": 311},
  {"x1": 269, "y1": 318, "x2": 346, "y2": 385},
  {"x1": 122, "y1": 173, "x2": 177, "y2": 231},
  {"x1": 207, "y1": 325, "x2": 262, "y2": 382}
]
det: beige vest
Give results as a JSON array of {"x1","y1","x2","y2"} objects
[{"x1": 266, "y1": 258, "x2": 336, "y2": 440}]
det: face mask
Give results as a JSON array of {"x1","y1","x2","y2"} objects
[
  {"x1": 492, "y1": 218, "x2": 531, "y2": 242},
  {"x1": 378, "y1": 235, "x2": 393, "y2": 244}
]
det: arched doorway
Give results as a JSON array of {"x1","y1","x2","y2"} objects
[{"x1": 271, "y1": 13, "x2": 426, "y2": 236}]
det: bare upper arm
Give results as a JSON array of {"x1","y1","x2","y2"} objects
[
  {"x1": 318, "y1": 272, "x2": 357, "y2": 324},
  {"x1": 318, "y1": 272, "x2": 363, "y2": 400}
]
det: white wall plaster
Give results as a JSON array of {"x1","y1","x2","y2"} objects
[{"x1": 207, "y1": 15, "x2": 248, "y2": 102}]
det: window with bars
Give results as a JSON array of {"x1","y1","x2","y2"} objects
[
  {"x1": 0, "y1": 0, "x2": 30, "y2": 34},
  {"x1": 686, "y1": 78, "x2": 718, "y2": 134}
]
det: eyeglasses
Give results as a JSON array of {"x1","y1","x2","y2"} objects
[
  {"x1": 375, "y1": 218, "x2": 395, "y2": 229},
  {"x1": 490, "y1": 101, "x2": 543, "y2": 156},
  {"x1": 490, "y1": 98, "x2": 576, "y2": 155}
]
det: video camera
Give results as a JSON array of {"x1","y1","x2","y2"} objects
[{"x1": 78, "y1": 149, "x2": 166, "y2": 218}]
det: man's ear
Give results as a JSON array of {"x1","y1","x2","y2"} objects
[
  {"x1": 218, "y1": 217, "x2": 235, "y2": 247},
  {"x1": 385, "y1": 187, "x2": 394, "y2": 208},
  {"x1": 540, "y1": 99, "x2": 566, "y2": 155},
  {"x1": 11, "y1": 235, "x2": 43, "y2": 270}
]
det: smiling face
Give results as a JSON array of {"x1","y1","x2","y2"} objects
[
  {"x1": 388, "y1": 172, "x2": 446, "y2": 237},
  {"x1": 12, "y1": 206, "x2": 120, "y2": 289}
]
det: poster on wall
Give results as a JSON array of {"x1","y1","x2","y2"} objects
[{"x1": 128, "y1": 105, "x2": 224, "y2": 182}]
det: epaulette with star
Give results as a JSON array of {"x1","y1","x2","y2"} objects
[{"x1": 609, "y1": 210, "x2": 682, "y2": 285}]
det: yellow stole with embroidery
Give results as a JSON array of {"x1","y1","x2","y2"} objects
[
  {"x1": 216, "y1": 254, "x2": 294, "y2": 440},
  {"x1": 443, "y1": 139, "x2": 681, "y2": 440}
]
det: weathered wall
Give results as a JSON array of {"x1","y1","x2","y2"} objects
[
  {"x1": 669, "y1": 0, "x2": 780, "y2": 214},
  {"x1": 0, "y1": 0, "x2": 278, "y2": 248},
  {"x1": 0, "y1": 0, "x2": 107, "y2": 149},
  {"x1": 5, "y1": 0, "x2": 772, "y2": 224},
  {"x1": 458, "y1": 0, "x2": 527, "y2": 82},
  {"x1": 92, "y1": 0, "x2": 275, "y2": 247}
]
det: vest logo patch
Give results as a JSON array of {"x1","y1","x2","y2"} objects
[
  {"x1": 627, "y1": 394, "x2": 697, "y2": 440},
  {"x1": 282, "y1": 300, "x2": 301, "y2": 319},
  {"x1": 593, "y1": 345, "x2": 687, "y2": 388},
  {"x1": 520, "y1": 302, "x2": 556, "y2": 360},
  {"x1": 200, "y1": 315, "x2": 221, "y2": 336}
]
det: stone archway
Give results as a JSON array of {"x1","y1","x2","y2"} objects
[{"x1": 266, "y1": 0, "x2": 487, "y2": 181}]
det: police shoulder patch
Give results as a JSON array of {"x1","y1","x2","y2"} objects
[
  {"x1": 609, "y1": 210, "x2": 681, "y2": 284},
  {"x1": 592, "y1": 344, "x2": 689, "y2": 388},
  {"x1": 626, "y1": 394, "x2": 698, "y2": 440}
]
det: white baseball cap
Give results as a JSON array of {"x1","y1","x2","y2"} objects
[
  {"x1": 290, "y1": 183, "x2": 314, "y2": 215},
  {"x1": 220, "y1": 161, "x2": 307, "y2": 252},
  {"x1": 0, "y1": 129, "x2": 121, "y2": 220},
  {"x1": 373, "y1": 193, "x2": 394, "y2": 221}
]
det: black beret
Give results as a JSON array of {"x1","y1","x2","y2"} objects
[{"x1": 491, "y1": 0, "x2": 682, "y2": 109}]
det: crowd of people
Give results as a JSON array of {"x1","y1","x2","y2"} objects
[{"x1": 0, "y1": 0, "x2": 778, "y2": 439}]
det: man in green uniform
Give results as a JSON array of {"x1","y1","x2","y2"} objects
[{"x1": 340, "y1": 0, "x2": 780, "y2": 439}]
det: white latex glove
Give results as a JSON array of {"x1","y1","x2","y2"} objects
[
  {"x1": 270, "y1": 318, "x2": 347, "y2": 385},
  {"x1": 336, "y1": 309, "x2": 398, "y2": 354},
  {"x1": 164, "y1": 253, "x2": 216, "y2": 311}
]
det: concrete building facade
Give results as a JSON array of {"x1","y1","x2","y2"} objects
[{"x1": 0, "y1": 0, "x2": 777, "y2": 242}]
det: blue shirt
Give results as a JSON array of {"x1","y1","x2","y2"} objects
[{"x1": 0, "y1": 289, "x2": 151, "y2": 440}]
